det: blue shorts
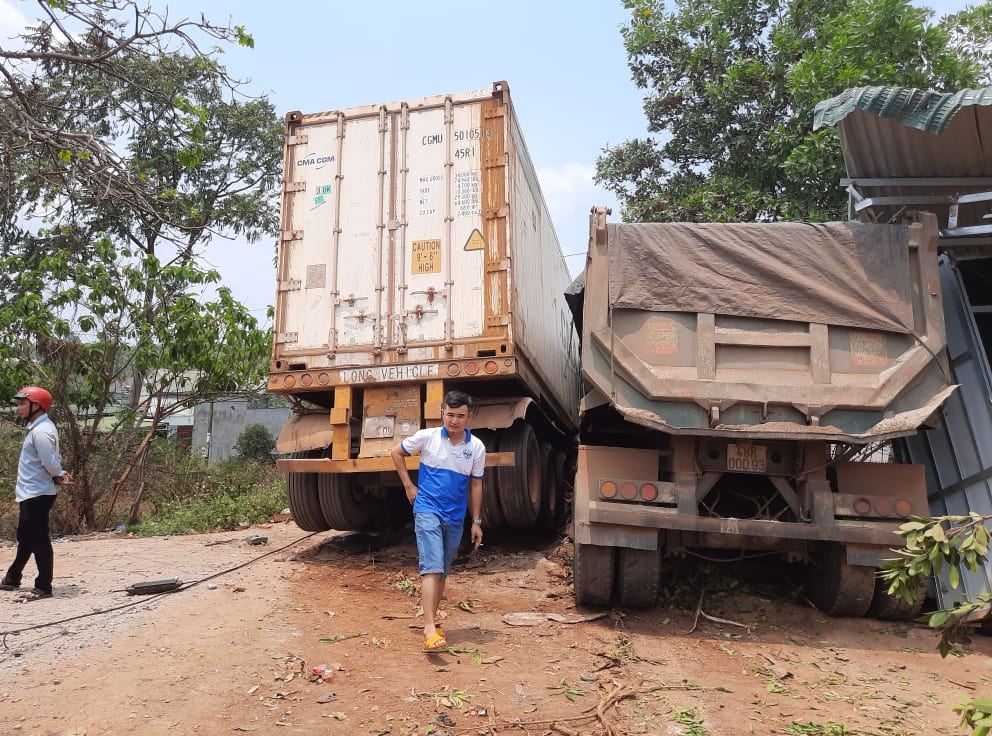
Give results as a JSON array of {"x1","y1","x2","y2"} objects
[{"x1": 414, "y1": 512, "x2": 464, "y2": 577}]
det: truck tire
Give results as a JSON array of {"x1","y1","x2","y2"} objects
[
  {"x1": 617, "y1": 547, "x2": 661, "y2": 608},
  {"x1": 497, "y1": 421, "x2": 541, "y2": 528},
  {"x1": 867, "y1": 577, "x2": 926, "y2": 621},
  {"x1": 574, "y1": 543, "x2": 615, "y2": 607},
  {"x1": 318, "y1": 473, "x2": 375, "y2": 531},
  {"x1": 473, "y1": 429, "x2": 506, "y2": 528},
  {"x1": 535, "y1": 442, "x2": 559, "y2": 533},
  {"x1": 553, "y1": 451, "x2": 570, "y2": 527},
  {"x1": 286, "y1": 451, "x2": 330, "y2": 532},
  {"x1": 806, "y1": 544, "x2": 874, "y2": 617}
]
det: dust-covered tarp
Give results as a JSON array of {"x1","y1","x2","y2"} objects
[{"x1": 609, "y1": 221, "x2": 915, "y2": 333}]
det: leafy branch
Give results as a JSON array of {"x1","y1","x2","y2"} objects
[{"x1": 877, "y1": 513, "x2": 992, "y2": 734}]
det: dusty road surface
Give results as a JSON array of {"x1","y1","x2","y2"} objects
[{"x1": 1, "y1": 520, "x2": 990, "y2": 736}]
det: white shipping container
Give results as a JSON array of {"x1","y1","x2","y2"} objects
[
  {"x1": 270, "y1": 82, "x2": 578, "y2": 425},
  {"x1": 270, "y1": 82, "x2": 580, "y2": 535}
]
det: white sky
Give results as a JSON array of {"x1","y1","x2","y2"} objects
[{"x1": 0, "y1": 0, "x2": 978, "y2": 321}]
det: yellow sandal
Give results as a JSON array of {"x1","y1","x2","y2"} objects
[{"x1": 422, "y1": 632, "x2": 447, "y2": 652}]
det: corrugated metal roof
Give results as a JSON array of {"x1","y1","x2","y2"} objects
[
  {"x1": 814, "y1": 87, "x2": 992, "y2": 134},
  {"x1": 813, "y1": 86, "x2": 992, "y2": 251}
]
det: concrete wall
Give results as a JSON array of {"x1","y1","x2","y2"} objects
[{"x1": 192, "y1": 399, "x2": 291, "y2": 465}]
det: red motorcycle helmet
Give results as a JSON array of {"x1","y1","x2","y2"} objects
[{"x1": 14, "y1": 386, "x2": 53, "y2": 411}]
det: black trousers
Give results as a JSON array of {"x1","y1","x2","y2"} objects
[{"x1": 4, "y1": 494, "x2": 57, "y2": 594}]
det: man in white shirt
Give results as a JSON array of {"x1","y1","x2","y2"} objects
[{"x1": 390, "y1": 390, "x2": 485, "y2": 652}]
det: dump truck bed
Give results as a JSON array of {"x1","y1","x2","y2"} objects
[{"x1": 574, "y1": 209, "x2": 952, "y2": 443}]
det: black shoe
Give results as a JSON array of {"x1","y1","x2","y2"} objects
[{"x1": 0, "y1": 577, "x2": 19, "y2": 591}]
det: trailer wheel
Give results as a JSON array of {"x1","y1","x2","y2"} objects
[
  {"x1": 535, "y1": 442, "x2": 560, "y2": 533},
  {"x1": 383, "y1": 486, "x2": 414, "y2": 530},
  {"x1": 574, "y1": 543, "x2": 615, "y2": 607},
  {"x1": 319, "y1": 473, "x2": 375, "y2": 531},
  {"x1": 286, "y1": 451, "x2": 330, "y2": 532},
  {"x1": 617, "y1": 547, "x2": 661, "y2": 608},
  {"x1": 806, "y1": 544, "x2": 874, "y2": 617},
  {"x1": 497, "y1": 421, "x2": 541, "y2": 528},
  {"x1": 473, "y1": 429, "x2": 506, "y2": 528},
  {"x1": 867, "y1": 577, "x2": 926, "y2": 621},
  {"x1": 553, "y1": 451, "x2": 570, "y2": 526}
]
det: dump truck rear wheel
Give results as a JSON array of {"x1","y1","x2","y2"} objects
[
  {"x1": 319, "y1": 473, "x2": 375, "y2": 531},
  {"x1": 574, "y1": 543, "x2": 615, "y2": 606},
  {"x1": 806, "y1": 544, "x2": 874, "y2": 617},
  {"x1": 868, "y1": 577, "x2": 926, "y2": 621},
  {"x1": 497, "y1": 421, "x2": 542, "y2": 528},
  {"x1": 617, "y1": 547, "x2": 661, "y2": 608},
  {"x1": 286, "y1": 451, "x2": 330, "y2": 532},
  {"x1": 473, "y1": 429, "x2": 506, "y2": 528}
]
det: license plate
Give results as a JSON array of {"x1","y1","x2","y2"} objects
[{"x1": 727, "y1": 443, "x2": 766, "y2": 473}]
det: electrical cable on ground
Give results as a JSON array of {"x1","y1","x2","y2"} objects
[{"x1": 0, "y1": 529, "x2": 322, "y2": 652}]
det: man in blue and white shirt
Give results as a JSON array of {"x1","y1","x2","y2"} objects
[
  {"x1": 390, "y1": 390, "x2": 485, "y2": 652},
  {"x1": 1, "y1": 386, "x2": 72, "y2": 601}
]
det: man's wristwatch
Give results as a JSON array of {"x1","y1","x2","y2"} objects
[{"x1": 472, "y1": 518, "x2": 483, "y2": 525}]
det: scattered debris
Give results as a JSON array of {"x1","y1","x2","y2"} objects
[
  {"x1": 502, "y1": 611, "x2": 608, "y2": 627},
  {"x1": 124, "y1": 578, "x2": 182, "y2": 595},
  {"x1": 319, "y1": 632, "x2": 367, "y2": 643}
]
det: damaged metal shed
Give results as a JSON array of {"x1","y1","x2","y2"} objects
[{"x1": 815, "y1": 86, "x2": 992, "y2": 618}]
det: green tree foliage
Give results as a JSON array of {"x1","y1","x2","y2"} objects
[
  {"x1": 945, "y1": 2, "x2": 992, "y2": 85},
  {"x1": 596, "y1": 0, "x2": 984, "y2": 222},
  {"x1": 233, "y1": 423, "x2": 276, "y2": 465},
  {"x1": 0, "y1": 2, "x2": 282, "y2": 529}
]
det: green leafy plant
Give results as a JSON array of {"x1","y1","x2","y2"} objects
[
  {"x1": 547, "y1": 680, "x2": 586, "y2": 702},
  {"x1": 877, "y1": 513, "x2": 992, "y2": 732},
  {"x1": 673, "y1": 708, "x2": 708, "y2": 736},
  {"x1": 233, "y1": 424, "x2": 277, "y2": 465},
  {"x1": 417, "y1": 686, "x2": 474, "y2": 708}
]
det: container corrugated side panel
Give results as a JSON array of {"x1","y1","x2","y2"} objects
[
  {"x1": 504, "y1": 103, "x2": 581, "y2": 425},
  {"x1": 902, "y1": 257, "x2": 992, "y2": 607}
]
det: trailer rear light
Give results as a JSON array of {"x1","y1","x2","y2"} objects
[
  {"x1": 317, "y1": 372, "x2": 330, "y2": 385},
  {"x1": 504, "y1": 359, "x2": 513, "y2": 367},
  {"x1": 446, "y1": 363, "x2": 461, "y2": 376},
  {"x1": 874, "y1": 498, "x2": 892, "y2": 517},
  {"x1": 894, "y1": 499, "x2": 912, "y2": 517},
  {"x1": 853, "y1": 498, "x2": 871, "y2": 515},
  {"x1": 620, "y1": 482, "x2": 638, "y2": 500},
  {"x1": 284, "y1": 375, "x2": 297, "y2": 388},
  {"x1": 466, "y1": 361, "x2": 480, "y2": 375},
  {"x1": 484, "y1": 360, "x2": 498, "y2": 374},
  {"x1": 599, "y1": 480, "x2": 618, "y2": 498},
  {"x1": 640, "y1": 483, "x2": 659, "y2": 501},
  {"x1": 300, "y1": 374, "x2": 313, "y2": 386}
]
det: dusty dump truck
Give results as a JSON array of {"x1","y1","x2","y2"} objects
[
  {"x1": 268, "y1": 82, "x2": 579, "y2": 534},
  {"x1": 566, "y1": 207, "x2": 955, "y2": 617}
]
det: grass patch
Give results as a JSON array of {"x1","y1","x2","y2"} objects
[{"x1": 128, "y1": 460, "x2": 286, "y2": 535}]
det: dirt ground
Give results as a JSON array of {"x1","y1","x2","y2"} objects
[{"x1": 1, "y1": 520, "x2": 990, "y2": 736}]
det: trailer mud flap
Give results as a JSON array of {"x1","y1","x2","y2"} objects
[{"x1": 574, "y1": 521, "x2": 658, "y2": 551}]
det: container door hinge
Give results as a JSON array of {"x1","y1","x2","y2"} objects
[
  {"x1": 284, "y1": 181, "x2": 306, "y2": 193},
  {"x1": 279, "y1": 279, "x2": 302, "y2": 292},
  {"x1": 287, "y1": 134, "x2": 309, "y2": 146},
  {"x1": 275, "y1": 332, "x2": 298, "y2": 344},
  {"x1": 281, "y1": 230, "x2": 303, "y2": 242},
  {"x1": 486, "y1": 258, "x2": 510, "y2": 273}
]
